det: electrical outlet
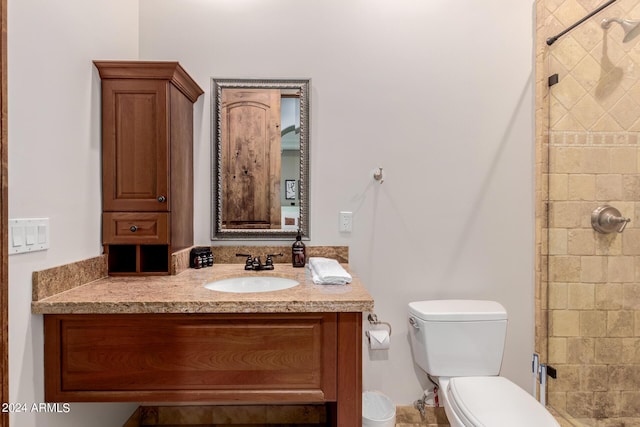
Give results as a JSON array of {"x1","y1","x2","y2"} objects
[{"x1": 339, "y1": 211, "x2": 353, "y2": 233}]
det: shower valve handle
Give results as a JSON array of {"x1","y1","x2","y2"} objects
[
  {"x1": 609, "y1": 215, "x2": 631, "y2": 232},
  {"x1": 591, "y1": 205, "x2": 631, "y2": 233}
]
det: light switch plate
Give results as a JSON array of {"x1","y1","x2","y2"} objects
[{"x1": 9, "y1": 218, "x2": 49, "y2": 255}]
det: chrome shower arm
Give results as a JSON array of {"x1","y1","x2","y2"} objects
[
  {"x1": 601, "y1": 17, "x2": 640, "y2": 42},
  {"x1": 601, "y1": 17, "x2": 622, "y2": 28},
  {"x1": 546, "y1": 0, "x2": 618, "y2": 46}
]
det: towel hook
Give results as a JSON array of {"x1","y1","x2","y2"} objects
[{"x1": 373, "y1": 167, "x2": 384, "y2": 184}]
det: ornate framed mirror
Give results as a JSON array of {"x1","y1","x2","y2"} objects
[{"x1": 211, "y1": 78, "x2": 310, "y2": 240}]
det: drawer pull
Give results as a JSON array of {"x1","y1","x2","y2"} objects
[
  {"x1": 157, "y1": 195, "x2": 167, "y2": 203},
  {"x1": 129, "y1": 225, "x2": 138, "y2": 232}
]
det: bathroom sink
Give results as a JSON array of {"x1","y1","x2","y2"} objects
[{"x1": 203, "y1": 276, "x2": 300, "y2": 293}]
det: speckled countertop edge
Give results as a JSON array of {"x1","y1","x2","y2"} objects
[{"x1": 31, "y1": 252, "x2": 374, "y2": 314}]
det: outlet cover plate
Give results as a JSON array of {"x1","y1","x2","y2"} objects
[{"x1": 339, "y1": 211, "x2": 353, "y2": 233}]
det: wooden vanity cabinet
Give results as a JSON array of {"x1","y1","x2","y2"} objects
[
  {"x1": 44, "y1": 312, "x2": 363, "y2": 426},
  {"x1": 94, "y1": 61, "x2": 203, "y2": 275}
]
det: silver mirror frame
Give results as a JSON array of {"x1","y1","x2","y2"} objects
[{"x1": 211, "y1": 78, "x2": 310, "y2": 240}]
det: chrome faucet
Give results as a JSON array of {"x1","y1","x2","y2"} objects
[{"x1": 236, "y1": 253, "x2": 283, "y2": 271}]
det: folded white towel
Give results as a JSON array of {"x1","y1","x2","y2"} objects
[{"x1": 308, "y1": 257, "x2": 352, "y2": 285}]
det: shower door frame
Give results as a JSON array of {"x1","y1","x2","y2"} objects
[{"x1": 536, "y1": 0, "x2": 640, "y2": 422}]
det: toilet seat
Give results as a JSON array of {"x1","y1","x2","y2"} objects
[{"x1": 446, "y1": 376, "x2": 559, "y2": 427}]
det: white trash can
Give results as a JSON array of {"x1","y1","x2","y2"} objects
[{"x1": 362, "y1": 390, "x2": 396, "y2": 427}]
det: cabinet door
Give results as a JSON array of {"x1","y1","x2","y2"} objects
[{"x1": 102, "y1": 79, "x2": 169, "y2": 212}]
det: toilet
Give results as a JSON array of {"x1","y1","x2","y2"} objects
[{"x1": 408, "y1": 299, "x2": 559, "y2": 427}]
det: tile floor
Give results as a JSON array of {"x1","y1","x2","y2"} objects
[
  {"x1": 124, "y1": 404, "x2": 577, "y2": 427},
  {"x1": 124, "y1": 405, "x2": 449, "y2": 427}
]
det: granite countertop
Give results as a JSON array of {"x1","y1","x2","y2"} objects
[{"x1": 31, "y1": 263, "x2": 374, "y2": 315}]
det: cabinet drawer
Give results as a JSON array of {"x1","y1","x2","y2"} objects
[{"x1": 103, "y1": 213, "x2": 169, "y2": 244}]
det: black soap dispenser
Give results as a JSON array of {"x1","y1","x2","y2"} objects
[{"x1": 292, "y1": 229, "x2": 306, "y2": 268}]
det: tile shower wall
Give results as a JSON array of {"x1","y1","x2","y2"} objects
[{"x1": 538, "y1": 0, "x2": 640, "y2": 423}]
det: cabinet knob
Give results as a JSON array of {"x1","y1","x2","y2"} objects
[
  {"x1": 130, "y1": 225, "x2": 138, "y2": 232},
  {"x1": 157, "y1": 195, "x2": 167, "y2": 203}
]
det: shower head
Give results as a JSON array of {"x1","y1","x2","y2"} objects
[{"x1": 601, "y1": 17, "x2": 640, "y2": 43}]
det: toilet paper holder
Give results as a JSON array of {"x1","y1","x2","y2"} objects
[{"x1": 366, "y1": 313, "x2": 392, "y2": 339}]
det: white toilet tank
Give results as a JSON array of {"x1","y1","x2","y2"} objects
[{"x1": 408, "y1": 300, "x2": 508, "y2": 377}]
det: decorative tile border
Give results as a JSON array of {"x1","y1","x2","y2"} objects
[{"x1": 550, "y1": 131, "x2": 640, "y2": 147}]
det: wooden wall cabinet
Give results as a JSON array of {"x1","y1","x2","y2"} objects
[{"x1": 94, "y1": 61, "x2": 203, "y2": 275}]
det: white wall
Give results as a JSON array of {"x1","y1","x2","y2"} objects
[
  {"x1": 7, "y1": 1, "x2": 535, "y2": 425},
  {"x1": 139, "y1": 0, "x2": 536, "y2": 405},
  {"x1": 8, "y1": 0, "x2": 139, "y2": 425}
]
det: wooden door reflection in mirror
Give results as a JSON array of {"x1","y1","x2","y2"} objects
[
  {"x1": 221, "y1": 88, "x2": 281, "y2": 229},
  {"x1": 212, "y1": 79, "x2": 310, "y2": 240}
]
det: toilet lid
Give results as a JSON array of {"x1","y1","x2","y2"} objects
[{"x1": 447, "y1": 376, "x2": 559, "y2": 427}]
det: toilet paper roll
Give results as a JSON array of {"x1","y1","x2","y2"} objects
[{"x1": 368, "y1": 330, "x2": 390, "y2": 350}]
